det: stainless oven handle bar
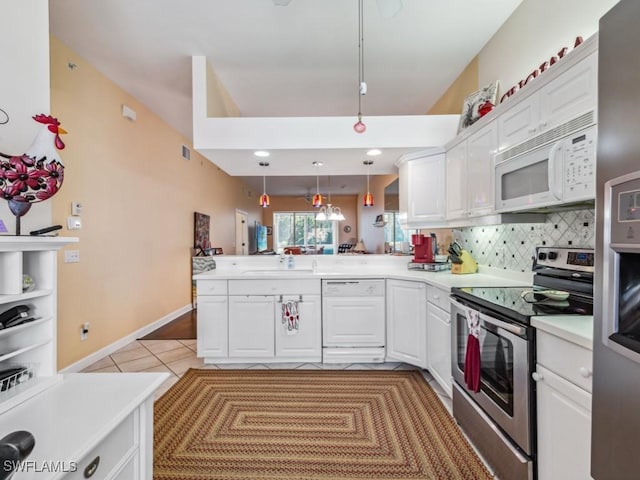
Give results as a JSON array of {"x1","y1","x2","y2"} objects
[{"x1": 450, "y1": 299, "x2": 527, "y2": 338}]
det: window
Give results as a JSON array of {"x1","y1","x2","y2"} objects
[
  {"x1": 273, "y1": 212, "x2": 337, "y2": 254},
  {"x1": 383, "y1": 211, "x2": 409, "y2": 253}
]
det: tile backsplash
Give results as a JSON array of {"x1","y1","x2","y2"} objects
[{"x1": 452, "y1": 209, "x2": 595, "y2": 272}]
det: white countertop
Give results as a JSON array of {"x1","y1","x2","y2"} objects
[
  {"x1": 194, "y1": 265, "x2": 532, "y2": 291},
  {"x1": 531, "y1": 315, "x2": 594, "y2": 350},
  {"x1": 1, "y1": 372, "x2": 168, "y2": 480}
]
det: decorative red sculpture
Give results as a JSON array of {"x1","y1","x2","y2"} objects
[{"x1": 0, "y1": 114, "x2": 67, "y2": 234}]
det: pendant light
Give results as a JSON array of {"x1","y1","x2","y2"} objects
[
  {"x1": 353, "y1": 0, "x2": 367, "y2": 134},
  {"x1": 363, "y1": 159, "x2": 374, "y2": 207},
  {"x1": 258, "y1": 161, "x2": 270, "y2": 208},
  {"x1": 312, "y1": 161, "x2": 323, "y2": 208}
]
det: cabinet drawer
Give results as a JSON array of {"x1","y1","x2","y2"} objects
[
  {"x1": 110, "y1": 451, "x2": 138, "y2": 480},
  {"x1": 537, "y1": 330, "x2": 593, "y2": 393},
  {"x1": 427, "y1": 286, "x2": 450, "y2": 312},
  {"x1": 196, "y1": 279, "x2": 228, "y2": 295},
  {"x1": 229, "y1": 279, "x2": 320, "y2": 296},
  {"x1": 67, "y1": 411, "x2": 137, "y2": 480}
]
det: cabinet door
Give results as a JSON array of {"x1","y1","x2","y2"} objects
[
  {"x1": 535, "y1": 365, "x2": 592, "y2": 480},
  {"x1": 539, "y1": 52, "x2": 597, "y2": 133},
  {"x1": 275, "y1": 294, "x2": 321, "y2": 360},
  {"x1": 445, "y1": 142, "x2": 467, "y2": 220},
  {"x1": 196, "y1": 296, "x2": 228, "y2": 358},
  {"x1": 228, "y1": 296, "x2": 275, "y2": 358},
  {"x1": 406, "y1": 153, "x2": 446, "y2": 224},
  {"x1": 427, "y1": 302, "x2": 452, "y2": 397},
  {"x1": 386, "y1": 280, "x2": 427, "y2": 368},
  {"x1": 322, "y1": 297, "x2": 385, "y2": 347},
  {"x1": 497, "y1": 93, "x2": 540, "y2": 152},
  {"x1": 467, "y1": 122, "x2": 498, "y2": 217}
]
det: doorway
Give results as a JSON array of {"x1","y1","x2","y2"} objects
[{"x1": 235, "y1": 210, "x2": 249, "y2": 255}]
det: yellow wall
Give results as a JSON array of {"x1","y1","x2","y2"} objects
[
  {"x1": 427, "y1": 57, "x2": 479, "y2": 115},
  {"x1": 50, "y1": 37, "x2": 261, "y2": 369},
  {"x1": 260, "y1": 195, "x2": 359, "y2": 250}
]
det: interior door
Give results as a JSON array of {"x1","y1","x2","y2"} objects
[{"x1": 235, "y1": 210, "x2": 248, "y2": 255}]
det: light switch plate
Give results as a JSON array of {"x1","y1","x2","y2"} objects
[
  {"x1": 71, "y1": 202, "x2": 82, "y2": 216},
  {"x1": 64, "y1": 250, "x2": 80, "y2": 263},
  {"x1": 67, "y1": 216, "x2": 82, "y2": 230}
]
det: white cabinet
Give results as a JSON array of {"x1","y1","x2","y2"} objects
[
  {"x1": 196, "y1": 294, "x2": 228, "y2": 358},
  {"x1": 275, "y1": 294, "x2": 321, "y2": 361},
  {"x1": 398, "y1": 150, "x2": 447, "y2": 228},
  {"x1": 207, "y1": 279, "x2": 322, "y2": 363},
  {"x1": 229, "y1": 295, "x2": 275, "y2": 359},
  {"x1": 534, "y1": 330, "x2": 593, "y2": 480},
  {"x1": 498, "y1": 51, "x2": 597, "y2": 152},
  {"x1": 426, "y1": 286, "x2": 452, "y2": 397},
  {"x1": 0, "y1": 237, "x2": 76, "y2": 414},
  {"x1": 446, "y1": 122, "x2": 497, "y2": 220},
  {"x1": 386, "y1": 279, "x2": 427, "y2": 368}
]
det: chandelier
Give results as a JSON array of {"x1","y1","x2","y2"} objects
[{"x1": 316, "y1": 204, "x2": 345, "y2": 222}]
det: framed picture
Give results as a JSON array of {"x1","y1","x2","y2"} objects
[
  {"x1": 266, "y1": 226, "x2": 273, "y2": 235},
  {"x1": 458, "y1": 81, "x2": 499, "y2": 133},
  {"x1": 194, "y1": 212, "x2": 210, "y2": 250}
]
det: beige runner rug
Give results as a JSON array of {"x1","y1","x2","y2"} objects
[{"x1": 154, "y1": 369, "x2": 492, "y2": 480}]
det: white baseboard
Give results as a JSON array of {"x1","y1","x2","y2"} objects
[{"x1": 60, "y1": 304, "x2": 193, "y2": 373}]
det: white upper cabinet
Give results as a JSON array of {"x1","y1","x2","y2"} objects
[
  {"x1": 446, "y1": 121, "x2": 497, "y2": 220},
  {"x1": 398, "y1": 150, "x2": 446, "y2": 228},
  {"x1": 445, "y1": 141, "x2": 467, "y2": 220},
  {"x1": 498, "y1": 50, "x2": 598, "y2": 153}
]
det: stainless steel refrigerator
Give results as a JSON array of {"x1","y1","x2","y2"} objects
[{"x1": 592, "y1": 0, "x2": 640, "y2": 478}]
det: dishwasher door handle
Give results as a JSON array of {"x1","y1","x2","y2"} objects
[{"x1": 324, "y1": 281, "x2": 360, "y2": 285}]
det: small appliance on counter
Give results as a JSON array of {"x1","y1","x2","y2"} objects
[
  {"x1": 448, "y1": 241, "x2": 478, "y2": 274},
  {"x1": 411, "y1": 233, "x2": 434, "y2": 263}
]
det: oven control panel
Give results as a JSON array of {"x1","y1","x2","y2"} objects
[{"x1": 536, "y1": 247, "x2": 594, "y2": 272}]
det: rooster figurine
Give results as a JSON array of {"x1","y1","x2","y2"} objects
[{"x1": 0, "y1": 114, "x2": 67, "y2": 234}]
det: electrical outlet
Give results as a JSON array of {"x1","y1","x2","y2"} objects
[
  {"x1": 80, "y1": 322, "x2": 89, "y2": 341},
  {"x1": 64, "y1": 250, "x2": 80, "y2": 263}
]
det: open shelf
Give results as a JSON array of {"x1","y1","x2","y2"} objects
[
  {"x1": 0, "y1": 317, "x2": 50, "y2": 340},
  {"x1": 0, "y1": 341, "x2": 52, "y2": 363},
  {"x1": 0, "y1": 289, "x2": 53, "y2": 306}
]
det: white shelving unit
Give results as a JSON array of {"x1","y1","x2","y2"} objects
[{"x1": 0, "y1": 236, "x2": 77, "y2": 414}]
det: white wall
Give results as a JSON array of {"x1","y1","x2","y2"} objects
[
  {"x1": 0, "y1": 0, "x2": 52, "y2": 234},
  {"x1": 479, "y1": 0, "x2": 619, "y2": 96}
]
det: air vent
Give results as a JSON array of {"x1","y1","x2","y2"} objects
[
  {"x1": 496, "y1": 110, "x2": 596, "y2": 163},
  {"x1": 181, "y1": 145, "x2": 191, "y2": 160}
]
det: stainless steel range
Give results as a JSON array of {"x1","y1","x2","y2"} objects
[{"x1": 450, "y1": 246, "x2": 594, "y2": 480}]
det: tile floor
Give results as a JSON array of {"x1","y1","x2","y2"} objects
[{"x1": 81, "y1": 339, "x2": 453, "y2": 413}]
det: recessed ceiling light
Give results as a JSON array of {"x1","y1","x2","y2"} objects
[
  {"x1": 367, "y1": 149, "x2": 382, "y2": 156},
  {"x1": 254, "y1": 150, "x2": 270, "y2": 157}
]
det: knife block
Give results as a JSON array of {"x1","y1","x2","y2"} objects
[{"x1": 451, "y1": 250, "x2": 478, "y2": 274}]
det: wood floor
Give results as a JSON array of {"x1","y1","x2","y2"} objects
[{"x1": 139, "y1": 309, "x2": 196, "y2": 340}]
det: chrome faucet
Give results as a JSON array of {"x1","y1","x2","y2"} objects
[{"x1": 312, "y1": 259, "x2": 318, "y2": 272}]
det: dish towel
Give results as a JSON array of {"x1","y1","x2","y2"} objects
[
  {"x1": 281, "y1": 301, "x2": 300, "y2": 335},
  {"x1": 464, "y1": 308, "x2": 481, "y2": 393}
]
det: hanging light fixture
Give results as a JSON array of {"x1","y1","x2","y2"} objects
[
  {"x1": 363, "y1": 159, "x2": 374, "y2": 207},
  {"x1": 258, "y1": 161, "x2": 270, "y2": 208},
  {"x1": 312, "y1": 161, "x2": 323, "y2": 208},
  {"x1": 316, "y1": 177, "x2": 345, "y2": 221},
  {"x1": 353, "y1": 0, "x2": 367, "y2": 134}
]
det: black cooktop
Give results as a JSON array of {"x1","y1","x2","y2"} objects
[{"x1": 451, "y1": 286, "x2": 593, "y2": 325}]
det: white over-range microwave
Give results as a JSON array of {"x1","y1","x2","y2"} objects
[{"x1": 495, "y1": 125, "x2": 596, "y2": 212}]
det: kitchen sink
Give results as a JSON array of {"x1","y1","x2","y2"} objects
[{"x1": 242, "y1": 269, "x2": 315, "y2": 275}]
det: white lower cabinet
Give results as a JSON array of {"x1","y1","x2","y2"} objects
[
  {"x1": 386, "y1": 279, "x2": 427, "y2": 367},
  {"x1": 196, "y1": 295, "x2": 228, "y2": 358},
  {"x1": 229, "y1": 296, "x2": 276, "y2": 358},
  {"x1": 426, "y1": 286, "x2": 452, "y2": 397},
  {"x1": 275, "y1": 294, "x2": 321, "y2": 360},
  {"x1": 534, "y1": 329, "x2": 593, "y2": 480}
]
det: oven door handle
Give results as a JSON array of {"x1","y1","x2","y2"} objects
[{"x1": 451, "y1": 299, "x2": 527, "y2": 338}]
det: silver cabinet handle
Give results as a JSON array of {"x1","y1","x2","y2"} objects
[
  {"x1": 532, "y1": 371, "x2": 543, "y2": 382},
  {"x1": 84, "y1": 456, "x2": 100, "y2": 478}
]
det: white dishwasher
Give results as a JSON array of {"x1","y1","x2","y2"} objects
[{"x1": 322, "y1": 279, "x2": 386, "y2": 363}]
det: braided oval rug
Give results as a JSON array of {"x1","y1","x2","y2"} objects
[{"x1": 153, "y1": 369, "x2": 492, "y2": 480}]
